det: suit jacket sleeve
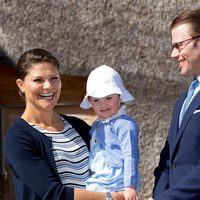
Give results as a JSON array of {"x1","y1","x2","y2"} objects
[{"x1": 153, "y1": 139, "x2": 170, "y2": 197}]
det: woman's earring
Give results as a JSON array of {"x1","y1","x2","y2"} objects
[{"x1": 19, "y1": 89, "x2": 25, "y2": 97}]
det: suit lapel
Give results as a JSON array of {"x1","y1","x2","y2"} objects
[
  {"x1": 169, "y1": 92, "x2": 186, "y2": 156},
  {"x1": 172, "y1": 91, "x2": 200, "y2": 155}
]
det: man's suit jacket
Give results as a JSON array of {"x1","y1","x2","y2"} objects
[{"x1": 153, "y1": 89, "x2": 200, "y2": 200}]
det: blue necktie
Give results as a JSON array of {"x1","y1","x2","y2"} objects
[{"x1": 179, "y1": 78, "x2": 199, "y2": 126}]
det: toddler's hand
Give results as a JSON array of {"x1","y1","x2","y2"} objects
[{"x1": 124, "y1": 187, "x2": 138, "y2": 200}]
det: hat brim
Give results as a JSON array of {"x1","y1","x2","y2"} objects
[{"x1": 80, "y1": 94, "x2": 91, "y2": 109}]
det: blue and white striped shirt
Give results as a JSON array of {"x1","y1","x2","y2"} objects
[{"x1": 31, "y1": 118, "x2": 90, "y2": 188}]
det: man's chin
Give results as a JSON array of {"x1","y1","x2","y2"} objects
[
  {"x1": 179, "y1": 68, "x2": 188, "y2": 77},
  {"x1": 180, "y1": 71, "x2": 192, "y2": 78}
]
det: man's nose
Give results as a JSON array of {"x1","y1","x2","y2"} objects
[{"x1": 171, "y1": 48, "x2": 180, "y2": 59}]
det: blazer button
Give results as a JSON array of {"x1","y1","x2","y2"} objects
[{"x1": 171, "y1": 163, "x2": 176, "y2": 168}]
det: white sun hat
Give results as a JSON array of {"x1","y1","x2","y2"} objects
[{"x1": 80, "y1": 65, "x2": 134, "y2": 109}]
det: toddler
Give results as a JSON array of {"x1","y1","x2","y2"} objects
[{"x1": 80, "y1": 65, "x2": 140, "y2": 200}]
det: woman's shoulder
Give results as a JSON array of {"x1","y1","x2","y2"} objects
[
  {"x1": 7, "y1": 117, "x2": 28, "y2": 134},
  {"x1": 4, "y1": 118, "x2": 38, "y2": 154},
  {"x1": 5, "y1": 117, "x2": 40, "y2": 142}
]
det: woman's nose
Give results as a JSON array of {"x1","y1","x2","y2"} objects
[{"x1": 43, "y1": 80, "x2": 52, "y2": 89}]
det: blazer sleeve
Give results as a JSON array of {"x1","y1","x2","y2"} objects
[
  {"x1": 153, "y1": 139, "x2": 170, "y2": 197},
  {"x1": 154, "y1": 163, "x2": 200, "y2": 200},
  {"x1": 153, "y1": 93, "x2": 184, "y2": 198}
]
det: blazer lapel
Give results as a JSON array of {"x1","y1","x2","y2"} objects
[
  {"x1": 174, "y1": 93, "x2": 186, "y2": 132},
  {"x1": 173, "y1": 91, "x2": 200, "y2": 151},
  {"x1": 169, "y1": 92, "x2": 186, "y2": 156}
]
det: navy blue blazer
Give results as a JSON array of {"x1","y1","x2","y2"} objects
[{"x1": 153, "y1": 89, "x2": 200, "y2": 200}]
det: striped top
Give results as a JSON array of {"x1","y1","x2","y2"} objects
[{"x1": 31, "y1": 118, "x2": 90, "y2": 188}]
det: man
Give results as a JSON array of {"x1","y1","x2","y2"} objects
[{"x1": 153, "y1": 9, "x2": 200, "y2": 200}]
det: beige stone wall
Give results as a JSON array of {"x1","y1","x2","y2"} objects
[{"x1": 1, "y1": 0, "x2": 200, "y2": 199}]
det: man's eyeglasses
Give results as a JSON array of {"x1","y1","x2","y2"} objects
[{"x1": 172, "y1": 35, "x2": 200, "y2": 52}]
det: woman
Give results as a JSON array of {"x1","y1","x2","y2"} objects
[{"x1": 4, "y1": 48, "x2": 124, "y2": 200}]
